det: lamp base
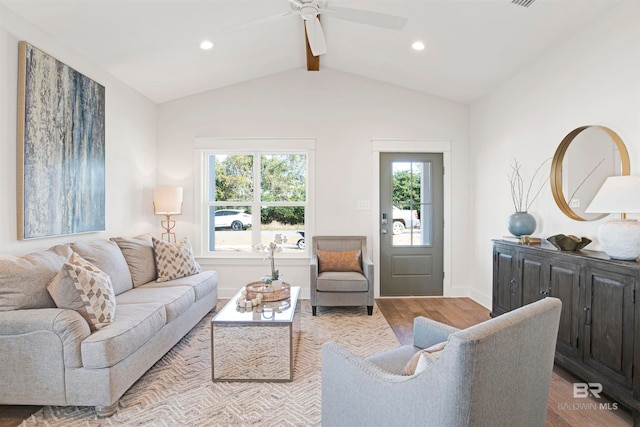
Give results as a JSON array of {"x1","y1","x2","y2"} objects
[
  {"x1": 598, "y1": 219, "x2": 640, "y2": 261},
  {"x1": 160, "y1": 215, "x2": 177, "y2": 243}
]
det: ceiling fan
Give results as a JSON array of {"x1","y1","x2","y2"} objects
[{"x1": 237, "y1": 0, "x2": 408, "y2": 71}]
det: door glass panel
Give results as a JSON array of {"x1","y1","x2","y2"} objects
[{"x1": 392, "y1": 161, "x2": 432, "y2": 246}]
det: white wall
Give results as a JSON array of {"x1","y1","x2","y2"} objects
[
  {"x1": 469, "y1": 0, "x2": 640, "y2": 308},
  {"x1": 157, "y1": 69, "x2": 471, "y2": 298},
  {"x1": 0, "y1": 6, "x2": 158, "y2": 255}
]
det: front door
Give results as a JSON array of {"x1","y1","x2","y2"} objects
[{"x1": 380, "y1": 153, "x2": 444, "y2": 296}]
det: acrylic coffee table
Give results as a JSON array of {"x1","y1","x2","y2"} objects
[{"x1": 211, "y1": 286, "x2": 300, "y2": 382}]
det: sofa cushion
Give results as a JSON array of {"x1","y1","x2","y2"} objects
[
  {"x1": 0, "y1": 245, "x2": 72, "y2": 311},
  {"x1": 141, "y1": 270, "x2": 217, "y2": 302},
  {"x1": 152, "y1": 236, "x2": 201, "y2": 282},
  {"x1": 116, "y1": 286, "x2": 195, "y2": 323},
  {"x1": 48, "y1": 252, "x2": 117, "y2": 331},
  {"x1": 317, "y1": 271, "x2": 368, "y2": 292},
  {"x1": 111, "y1": 234, "x2": 157, "y2": 287},
  {"x1": 317, "y1": 249, "x2": 363, "y2": 273},
  {"x1": 71, "y1": 240, "x2": 134, "y2": 295},
  {"x1": 81, "y1": 302, "x2": 165, "y2": 369}
]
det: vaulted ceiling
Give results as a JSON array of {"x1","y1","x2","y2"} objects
[{"x1": 1, "y1": 0, "x2": 624, "y2": 104}]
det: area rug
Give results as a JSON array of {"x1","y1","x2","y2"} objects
[{"x1": 20, "y1": 300, "x2": 399, "y2": 426}]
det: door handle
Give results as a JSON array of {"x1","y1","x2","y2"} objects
[{"x1": 381, "y1": 229, "x2": 388, "y2": 234}]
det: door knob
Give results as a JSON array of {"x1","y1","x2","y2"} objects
[{"x1": 381, "y1": 229, "x2": 388, "y2": 234}]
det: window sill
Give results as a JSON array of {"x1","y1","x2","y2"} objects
[{"x1": 196, "y1": 255, "x2": 310, "y2": 267}]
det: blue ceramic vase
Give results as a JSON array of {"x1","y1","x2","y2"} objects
[{"x1": 508, "y1": 212, "x2": 536, "y2": 237}]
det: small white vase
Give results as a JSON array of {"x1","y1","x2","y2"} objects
[{"x1": 271, "y1": 279, "x2": 283, "y2": 291}]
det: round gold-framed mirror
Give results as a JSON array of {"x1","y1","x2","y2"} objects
[{"x1": 551, "y1": 125, "x2": 630, "y2": 221}]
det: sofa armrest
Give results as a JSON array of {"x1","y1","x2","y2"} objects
[
  {"x1": 0, "y1": 308, "x2": 91, "y2": 368},
  {"x1": 412, "y1": 316, "x2": 459, "y2": 349}
]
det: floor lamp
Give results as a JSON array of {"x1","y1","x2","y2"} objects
[{"x1": 153, "y1": 186, "x2": 183, "y2": 242}]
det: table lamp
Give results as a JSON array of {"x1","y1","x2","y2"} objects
[
  {"x1": 585, "y1": 176, "x2": 640, "y2": 260},
  {"x1": 153, "y1": 186, "x2": 183, "y2": 242}
]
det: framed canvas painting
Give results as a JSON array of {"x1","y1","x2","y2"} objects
[{"x1": 17, "y1": 41, "x2": 106, "y2": 239}]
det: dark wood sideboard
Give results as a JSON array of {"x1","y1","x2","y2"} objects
[{"x1": 492, "y1": 239, "x2": 640, "y2": 420}]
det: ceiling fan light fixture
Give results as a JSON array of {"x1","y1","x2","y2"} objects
[
  {"x1": 199, "y1": 40, "x2": 214, "y2": 50},
  {"x1": 411, "y1": 41, "x2": 425, "y2": 51}
]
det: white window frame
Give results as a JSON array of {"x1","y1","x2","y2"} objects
[{"x1": 194, "y1": 138, "x2": 315, "y2": 259}]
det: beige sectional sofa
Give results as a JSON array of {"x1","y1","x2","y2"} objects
[{"x1": 0, "y1": 235, "x2": 218, "y2": 416}]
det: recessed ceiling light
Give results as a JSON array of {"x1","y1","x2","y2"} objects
[
  {"x1": 200, "y1": 40, "x2": 214, "y2": 50},
  {"x1": 411, "y1": 41, "x2": 425, "y2": 51}
]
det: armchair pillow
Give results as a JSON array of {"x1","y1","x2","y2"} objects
[
  {"x1": 317, "y1": 249, "x2": 363, "y2": 273},
  {"x1": 48, "y1": 252, "x2": 116, "y2": 331},
  {"x1": 401, "y1": 341, "x2": 447, "y2": 376},
  {"x1": 152, "y1": 236, "x2": 201, "y2": 282}
]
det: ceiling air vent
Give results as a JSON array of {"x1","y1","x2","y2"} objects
[{"x1": 512, "y1": 0, "x2": 536, "y2": 7}]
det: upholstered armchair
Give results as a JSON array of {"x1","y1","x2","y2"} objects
[
  {"x1": 310, "y1": 236, "x2": 374, "y2": 316},
  {"x1": 322, "y1": 297, "x2": 562, "y2": 426}
]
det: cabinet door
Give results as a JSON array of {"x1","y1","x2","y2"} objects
[
  {"x1": 492, "y1": 245, "x2": 517, "y2": 316},
  {"x1": 520, "y1": 253, "x2": 547, "y2": 306},
  {"x1": 583, "y1": 266, "x2": 635, "y2": 390},
  {"x1": 548, "y1": 260, "x2": 581, "y2": 359}
]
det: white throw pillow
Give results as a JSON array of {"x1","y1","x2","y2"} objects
[{"x1": 401, "y1": 341, "x2": 447, "y2": 376}]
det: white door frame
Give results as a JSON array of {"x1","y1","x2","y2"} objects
[{"x1": 372, "y1": 139, "x2": 452, "y2": 298}]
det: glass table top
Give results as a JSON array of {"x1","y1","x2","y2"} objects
[{"x1": 213, "y1": 286, "x2": 300, "y2": 324}]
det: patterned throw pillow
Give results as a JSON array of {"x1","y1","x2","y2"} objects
[
  {"x1": 48, "y1": 252, "x2": 116, "y2": 331},
  {"x1": 316, "y1": 249, "x2": 363, "y2": 273},
  {"x1": 152, "y1": 236, "x2": 201, "y2": 282}
]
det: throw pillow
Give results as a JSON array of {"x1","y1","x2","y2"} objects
[
  {"x1": 0, "y1": 245, "x2": 72, "y2": 311},
  {"x1": 152, "y1": 236, "x2": 201, "y2": 282},
  {"x1": 316, "y1": 249, "x2": 363, "y2": 273},
  {"x1": 111, "y1": 234, "x2": 157, "y2": 287},
  {"x1": 401, "y1": 341, "x2": 447, "y2": 376},
  {"x1": 48, "y1": 252, "x2": 116, "y2": 331},
  {"x1": 71, "y1": 239, "x2": 133, "y2": 295}
]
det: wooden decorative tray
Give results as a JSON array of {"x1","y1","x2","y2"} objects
[{"x1": 246, "y1": 282, "x2": 291, "y2": 302}]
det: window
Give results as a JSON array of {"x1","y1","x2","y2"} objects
[{"x1": 199, "y1": 145, "x2": 312, "y2": 256}]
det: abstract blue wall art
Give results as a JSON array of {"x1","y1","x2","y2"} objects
[{"x1": 17, "y1": 41, "x2": 106, "y2": 239}]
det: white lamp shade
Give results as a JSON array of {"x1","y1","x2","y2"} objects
[
  {"x1": 585, "y1": 176, "x2": 640, "y2": 214},
  {"x1": 153, "y1": 186, "x2": 183, "y2": 215}
]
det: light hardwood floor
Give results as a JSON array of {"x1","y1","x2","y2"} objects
[
  {"x1": 1, "y1": 297, "x2": 633, "y2": 427},
  {"x1": 377, "y1": 297, "x2": 633, "y2": 427}
]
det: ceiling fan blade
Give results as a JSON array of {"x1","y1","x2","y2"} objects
[
  {"x1": 288, "y1": 0, "x2": 304, "y2": 8},
  {"x1": 305, "y1": 17, "x2": 327, "y2": 56},
  {"x1": 326, "y1": 7, "x2": 407, "y2": 30}
]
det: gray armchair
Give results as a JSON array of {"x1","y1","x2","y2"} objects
[
  {"x1": 310, "y1": 236, "x2": 374, "y2": 316},
  {"x1": 322, "y1": 297, "x2": 562, "y2": 427}
]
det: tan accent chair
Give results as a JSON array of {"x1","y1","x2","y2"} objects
[
  {"x1": 310, "y1": 236, "x2": 374, "y2": 316},
  {"x1": 322, "y1": 297, "x2": 562, "y2": 426}
]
